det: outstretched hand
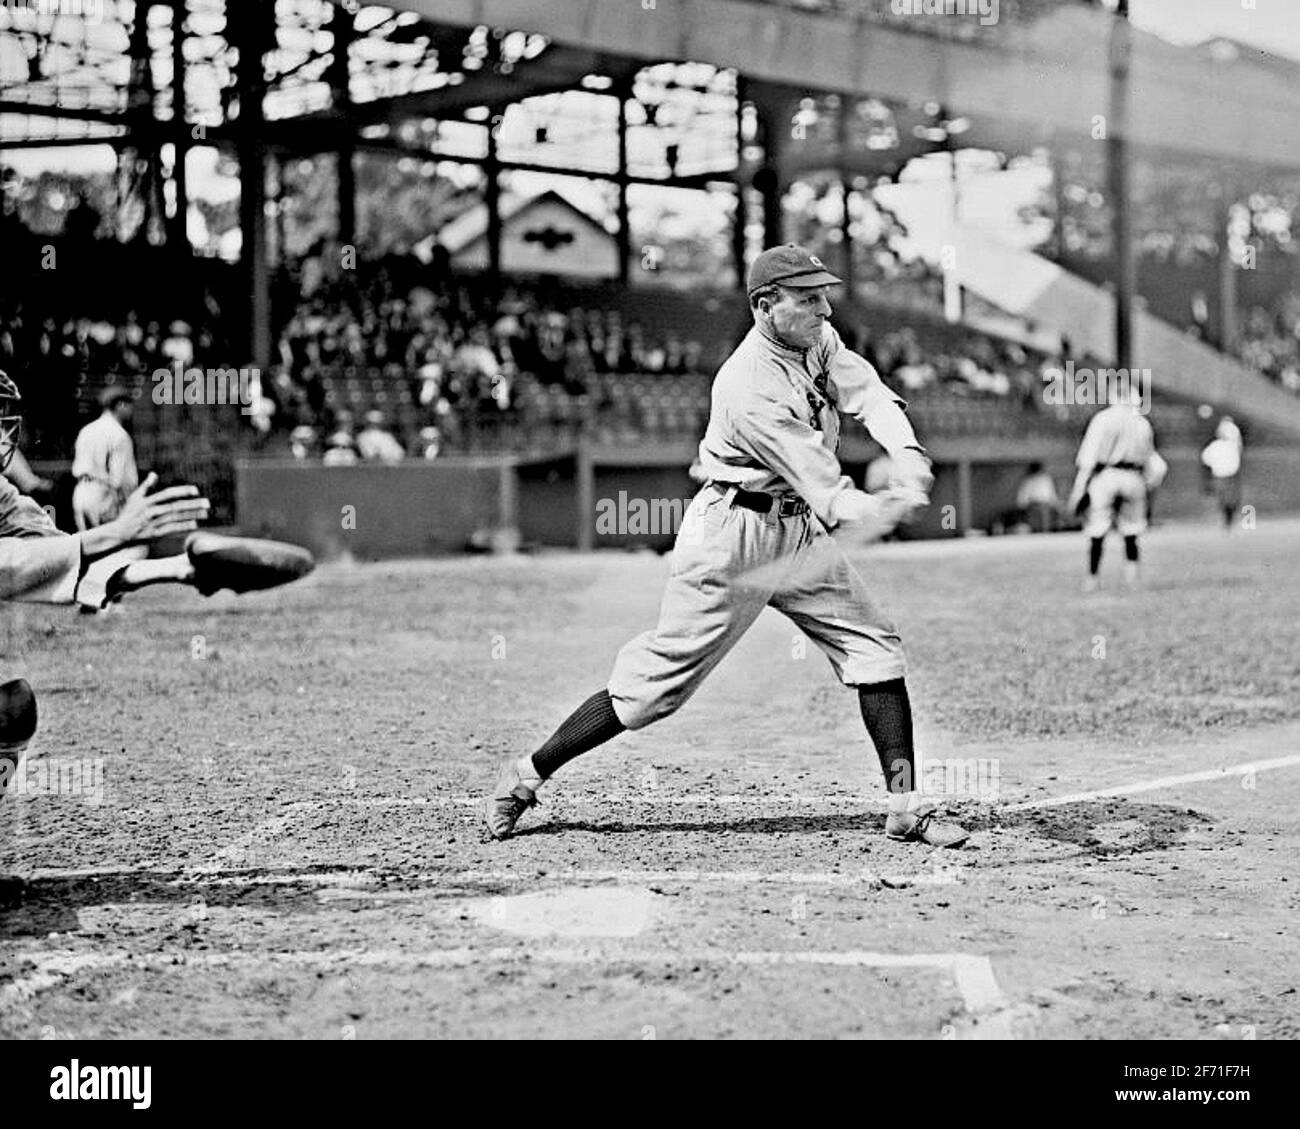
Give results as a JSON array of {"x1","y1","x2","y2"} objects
[{"x1": 112, "y1": 473, "x2": 211, "y2": 543}]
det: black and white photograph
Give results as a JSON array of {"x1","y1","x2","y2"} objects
[{"x1": 0, "y1": 0, "x2": 1295, "y2": 1083}]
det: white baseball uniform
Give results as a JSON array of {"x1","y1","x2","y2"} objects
[
  {"x1": 607, "y1": 324, "x2": 917, "y2": 730},
  {"x1": 71, "y1": 411, "x2": 139, "y2": 530},
  {"x1": 1075, "y1": 403, "x2": 1157, "y2": 538}
]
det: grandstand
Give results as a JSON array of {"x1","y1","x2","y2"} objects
[{"x1": 1, "y1": 0, "x2": 1298, "y2": 545}]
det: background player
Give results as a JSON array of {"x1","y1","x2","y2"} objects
[
  {"x1": 1067, "y1": 384, "x2": 1166, "y2": 591},
  {"x1": 71, "y1": 384, "x2": 139, "y2": 531},
  {"x1": 1201, "y1": 415, "x2": 1244, "y2": 531},
  {"x1": 484, "y1": 244, "x2": 969, "y2": 849}
]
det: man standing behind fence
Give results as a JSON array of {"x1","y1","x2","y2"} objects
[{"x1": 71, "y1": 386, "x2": 138, "y2": 531}]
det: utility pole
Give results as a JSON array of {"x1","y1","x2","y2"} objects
[{"x1": 1107, "y1": 0, "x2": 1134, "y2": 367}]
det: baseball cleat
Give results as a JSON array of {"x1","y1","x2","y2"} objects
[
  {"x1": 885, "y1": 805, "x2": 969, "y2": 848},
  {"x1": 484, "y1": 758, "x2": 539, "y2": 840}
]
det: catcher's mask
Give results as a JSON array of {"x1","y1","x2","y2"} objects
[{"x1": 0, "y1": 370, "x2": 21, "y2": 473}]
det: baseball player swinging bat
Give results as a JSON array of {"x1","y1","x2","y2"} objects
[
  {"x1": 483, "y1": 244, "x2": 969, "y2": 849},
  {"x1": 0, "y1": 370, "x2": 314, "y2": 792}
]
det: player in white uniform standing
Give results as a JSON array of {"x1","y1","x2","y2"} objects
[
  {"x1": 1200, "y1": 416, "x2": 1243, "y2": 530},
  {"x1": 1067, "y1": 386, "x2": 1166, "y2": 591},
  {"x1": 71, "y1": 385, "x2": 139, "y2": 531},
  {"x1": 484, "y1": 244, "x2": 969, "y2": 848}
]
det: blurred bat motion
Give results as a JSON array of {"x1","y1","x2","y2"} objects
[{"x1": 732, "y1": 491, "x2": 913, "y2": 591}]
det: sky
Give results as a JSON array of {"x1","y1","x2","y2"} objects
[
  {"x1": 1126, "y1": 0, "x2": 1300, "y2": 60},
  {"x1": 1, "y1": 0, "x2": 1295, "y2": 260}
]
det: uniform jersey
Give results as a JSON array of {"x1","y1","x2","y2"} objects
[
  {"x1": 697, "y1": 324, "x2": 912, "y2": 528},
  {"x1": 0, "y1": 475, "x2": 134, "y2": 607},
  {"x1": 1075, "y1": 404, "x2": 1154, "y2": 471},
  {"x1": 71, "y1": 413, "x2": 138, "y2": 498},
  {"x1": 1201, "y1": 437, "x2": 1241, "y2": 479}
]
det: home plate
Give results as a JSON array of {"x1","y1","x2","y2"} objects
[{"x1": 469, "y1": 886, "x2": 658, "y2": 938}]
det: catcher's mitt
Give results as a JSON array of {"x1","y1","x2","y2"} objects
[{"x1": 185, "y1": 533, "x2": 315, "y2": 596}]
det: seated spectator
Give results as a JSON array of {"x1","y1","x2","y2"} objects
[
  {"x1": 322, "y1": 429, "x2": 358, "y2": 466},
  {"x1": 162, "y1": 321, "x2": 194, "y2": 367},
  {"x1": 356, "y1": 410, "x2": 406, "y2": 464},
  {"x1": 419, "y1": 425, "x2": 442, "y2": 461},
  {"x1": 290, "y1": 424, "x2": 318, "y2": 460}
]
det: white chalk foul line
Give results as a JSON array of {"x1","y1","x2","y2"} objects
[
  {"x1": 1004, "y1": 753, "x2": 1300, "y2": 812},
  {"x1": 0, "y1": 946, "x2": 1008, "y2": 1034}
]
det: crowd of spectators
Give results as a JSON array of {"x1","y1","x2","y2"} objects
[
  {"x1": 268, "y1": 269, "x2": 718, "y2": 461},
  {"x1": 1235, "y1": 297, "x2": 1300, "y2": 395},
  {"x1": 0, "y1": 273, "x2": 1068, "y2": 464},
  {"x1": 0, "y1": 297, "x2": 236, "y2": 458},
  {"x1": 7, "y1": 260, "x2": 1295, "y2": 470},
  {"x1": 860, "y1": 323, "x2": 1042, "y2": 407}
]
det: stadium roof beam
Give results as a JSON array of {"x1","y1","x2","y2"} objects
[
  {"x1": 0, "y1": 99, "x2": 126, "y2": 125},
  {"x1": 293, "y1": 48, "x2": 640, "y2": 131},
  {"x1": 400, "y1": 0, "x2": 1300, "y2": 172}
]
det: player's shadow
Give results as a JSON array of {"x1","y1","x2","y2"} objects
[
  {"x1": 516, "y1": 798, "x2": 1214, "y2": 857},
  {"x1": 513, "y1": 812, "x2": 880, "y2": 838},
  {"x1": 0, "y1": 864, "x2": 358, "y2": 938}
]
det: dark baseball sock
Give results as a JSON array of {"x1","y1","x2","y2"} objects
[
  {"x1": 1123, "y1": 535, "x2": 1139, "y2": 563},
  {"x1": 1089, "y1": 537, "x2": 1104, "y2": 575},
  {"x1": 530, "y1": 688, "x2": 626, "y2": 778},
  {"x1": 857, "y1": 678, "x2": 914, "y2": 794}
]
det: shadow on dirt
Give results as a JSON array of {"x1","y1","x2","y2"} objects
[
  {"x1": 516, "y1": 812, "x2": 882, "y2": 838},
  {"x1": 0, "y1": 863, "x2": 493, "y2": 938},
  {"x1": 521, "y1": 798, "x2": 1215, "y2": 858}
]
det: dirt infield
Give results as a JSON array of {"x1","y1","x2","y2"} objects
[{"x1": 3, "y1": 518, "x2": 1298, "y2": 1039}]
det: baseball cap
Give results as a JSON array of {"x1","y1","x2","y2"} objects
[
  {"x1": 99, "y1": 384, "x2": 132, "y2": 410},
  {"x1": 747, "y1": 243, "x2": 842, "y2": 295}
]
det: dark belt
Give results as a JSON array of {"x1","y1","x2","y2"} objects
[
  {"x1": 1102, "y1": 462, "x2": 1145, "y2": 472},
  {"x1": 717, "y1": 484, "x2": 809, "y2": 518}
]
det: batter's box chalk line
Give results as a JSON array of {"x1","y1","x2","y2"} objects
[
  {"x1": 1004, "y1": 753, "x2": 1300, "y2": 812},
  {"x1": 1, "y1": 946, "x2": 1015, "y2": 1039}
]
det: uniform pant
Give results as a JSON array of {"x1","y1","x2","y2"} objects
[
  {"x1": 608, "y1": 484, "x2": 907, "y2": 730},
  {"x1": 1083, "y1": 468, "x2": 1147, "y2": 538},
  {"x1": 72, "y1": 480, "x2": 123, "y2": 532}
]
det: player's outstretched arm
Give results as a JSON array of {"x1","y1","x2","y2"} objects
[
  {"x1": 79, "y1": 472, "x2": 210, "y2": 559},
  {"x1": 70, "y1": 474, "x2": 313, "y2": 604}
]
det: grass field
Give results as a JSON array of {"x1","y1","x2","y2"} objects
[{"x1": 2, "y1": 517, "x2": 1298, "y2": 1039}]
